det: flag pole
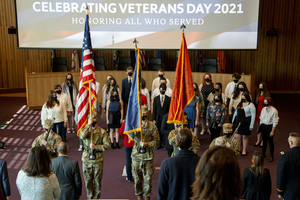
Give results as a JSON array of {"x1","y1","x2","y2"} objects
[{"x1": 180, "y1": 24, "x2": 186, "y2": 127}]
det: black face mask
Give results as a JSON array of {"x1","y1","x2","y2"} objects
[
  {"x1": 264, "y1": 103, "x2": 269, "y2": 107},
  {"x1": 56, "y1": 90, "x2": 62, "y2": 94},
  {"x1": 92, "y1": 122, "x2": 97, "y2": 127},
  {"x1": 239, "y1": 88, "x2": 244, "y2": 92},
  {"x1": 110, "y1": 83, "x2": 115, "y2": 86},
  {"x1": 241, "y1": 99, "x2": 246, "y2": 103},
  {"x1": 224, "y1": 133, "x2": 232, "y2": 137},
  {"x1": 67, "y1": 78, "x2": 72, "y2": 82},
  {"x1": 128, "y1": 72, "x2": 133, "y2": 76},
  {"x1": 205, "y1": 78, "x2": 210, "y2": 82},
  {"x1": 194, "y1": 88, "x2": 197, "y2": 92},
  {"x1": 160, "y1": 90, "x2": 166, "y2": 95},
  {"x1": 212, "y1": 90, "x2": 216, "y2": 94},
  {"x1": 142, "y1": 116, "x2": 147, "y2": 121},
  {"x1": 233, "y1": 79, "x2": 239, "y2": 83},
  {"x1": 215, "y1": 88, "x2": 220, "y2": 92},
  {"x1": 113, "y1": 95, "x2": 118, "y2": 98},
  {"x1": 215, "y1": 99, "x2": 220, "y2": 102},
  {"x1": 259, "y1": 88, "x2": 263, "y2": 91},
  {"x1": 158, "y1": 74, "x2": 164, "y2": 78}
]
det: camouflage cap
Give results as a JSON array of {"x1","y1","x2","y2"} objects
[
  {"x1": 223, "y1": 123, "x2": 233, "y2": 132},
  {"x1": 88, "y1": 112, "x2": 97, "y2": 120},
  {"x1": 141, "y1": 105, "x2": 148, "y2": 114},
  {"x1": 44, "y1": 119, "x2": 53, "y2": 129}
]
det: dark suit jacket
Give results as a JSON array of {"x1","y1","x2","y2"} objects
[
  {"x1": 277, "y1": 146, "x2": 300, "y2": 200},
  {"x1": 0, "y1": 159, "x2": 10, "y2": 199},
  {"x1": 161, "y1": 114, "x2": 175, "y2": 156},
  {"x1": 51, "y1": 156, "x2": 82, "y2": 200},
  {"x1": 122, "y1": 77, "x2": 131, "y2": 104},
  {"x1": 152, "y1": 95, "x2": 171, "y2": 124},
  {"x1": 158, "y1": 150, "x2": 200, "y2": 200}
]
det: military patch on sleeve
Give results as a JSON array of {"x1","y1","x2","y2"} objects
[{"x1": 280, "y1": 151, "x2": 284, "y2": 155}]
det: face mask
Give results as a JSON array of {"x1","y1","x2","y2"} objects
[
  {"x1": 215, "y1": 88, "x2": 220, "y2": 92},
  {"x1": 142, "y1": 116, "x2": 147, "y2": 121},
  {"x1": 233, "y1": 79, "x2": 239, "y2": 83},
  {"x1": 224, "y1": 133, "x2": 232, "y2": 137},
  {"x1": 113, "y1": 95, "x2": 118, "y2": 98},
  {"x1": 55, "y1": 90, "x2": 61, "y2": 94},
  {"x1": 67, "y1": 78, "x2": 72, "y2": 81},
  {"x1": 194, "y1": 88, "x2": 197, "y2": 91},
  {"x1": 239, "y1": 88, "x2": 244, "y2": 92},
  {"x1": 259, "y1": 88, "x2": 263, "y2": 91},
  {"x1": 92, "y1": 122, "x2": 97, "y2": 127},
  {"x1": 215, "y1": 99, "x2": 220, "y2": 102},
  {"x1": 110, "y1": 83, "x2": 115, "y2": 86},
  {"x1": 158, "y1": 74, "x2": 164, "y2": 78},
  {"x1": 128, "y1": 72, "x2": 133, "y2": 76},
  {"x1": 160, "y1": 90, "x2": 166, "y2": 95},
  {"x1": 205, "y1": 78, "x2": 210, "y2": 82},
  {"x1": 241, "y1": 98, "x2": 246, "y2": 103},
  {"x1": 264, "y1": 103, "x2": 269, "y2": 107},
  {"x1": 52, "y1": 97, "x2": 57, "y2": 101}
]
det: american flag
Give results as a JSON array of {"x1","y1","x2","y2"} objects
[
  {"x1": 139, "y1": 50, "x2": 146, "y2": 69},
  {"x1": 77, "y1": 12, "x2": 97, "y2": 135}
]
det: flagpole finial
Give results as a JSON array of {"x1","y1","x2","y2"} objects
[
  {"x1": 86, "y1": 5, "x2": 89, "y2": 14},
  {"x1": 133, "y1": 38, "x2": 139, "y2": 48},
  {"x1": 180, "y1": 24, "x2": 186, "y2": 33}
]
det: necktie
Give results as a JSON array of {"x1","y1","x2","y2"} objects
[
  {"x1": 129, "y1": 79, "x2": 132, "y2": 89},
  {"x1": 161, "y1": 96, "x2": 164, "y2": 108},
  {"x1": 234, "y1": 84, "x2": 237, "y2": 91}
]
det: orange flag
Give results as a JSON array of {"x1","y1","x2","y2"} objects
[{"x1": 167, "y1": 33, "x2": 194, "y2": 124}]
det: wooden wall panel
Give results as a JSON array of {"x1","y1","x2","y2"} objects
[{"x1": 1, "y1": 0, "x2": 300, "y2": 92}]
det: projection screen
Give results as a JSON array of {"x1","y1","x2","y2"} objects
[{"x1": 15, "y1": 0, "x2": 260, "y2": 49}]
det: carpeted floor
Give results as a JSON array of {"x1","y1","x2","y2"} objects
[{"x1": 0, "y1": 94, "x2": 299, "y2": 200}]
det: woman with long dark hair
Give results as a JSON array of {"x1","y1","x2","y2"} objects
[
  {"x1": 102, "y1": 77, "x2": 121, "y2": 117},
  {"x1": 254, "y1": 82, "x2": 271, "y2": 147},
  {"x1": 199, "y1": 73, "x2": 214, "y2": 135},
  {"x1": 41, "y1": 90, "x2": 67, "y2": 142},
  {"x1": 242, "y1": 151, "x2": 271, "y2": 200},
  {"x1": 106, "y1": 88, "x2": 123, "y2": 149},
  {"x1": 232, "y1": 92, "x2": 256, "y2": 156},
  {"x1": 193, "y1": 82, "x2": 205, "y2": 135},
  {"x1": 16, "y1": 146, "x2": 60, "y2": 199}
]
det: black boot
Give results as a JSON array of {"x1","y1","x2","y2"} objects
[
  {"x1": 111, "y1": 143, "x2": 115, "y2": 149},
  {"x1": 269, "y1": 155, "x2": 274, "y2": 162},
  {"x1": 116, "y1": 143, "x2": 120, "y2": 149}
]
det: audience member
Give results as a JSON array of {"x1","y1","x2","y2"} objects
[
  {"x1": 102, "y1": 77, "x2": 121, "y2": 119},
  {"x1": 199, "y1": 73, "x2": 214, "y2": 135},
  {"x1": 225, "y1": 72, "x2": 241, "y2": 107},
  {"x1": 233, "y1": 92, "x2": 256, "y2": 156},
  {"x1": 131, "y1": 105, "x2": 160, "y2": 200},
  {"x1": 151, "y1": 77, "x2": 173, "y2": 111},
  {"x1": 106, "y1": 88, "x2": 123, "y2": 149},
  {"x1": 158, "y1": 129, "x2": 200, "y2": 200},
  {"x1": 255, "y1": 82, "x2": 271, "y2": 147},
  {"x1": 16, "y1": 146, "x2": 60, "y2": 200},
  {"x1": 161, "y1": 113, "x2": 175, "y2": 157},
  {"x1": 242, "y1": 151, "x2": 271, "y2": 200},
  {"x1": 152, "y1": 83, "x2": 171, "y2": 149},
  {"x1": 277, "y1": 132, "x2": 300, "y2": 200},
  {"x1": 41, "y1": 90, "x2": 67, "y2": 142},
  {"x1": 122, "y1": 67, "x2": 134, "y2": 116},
  {"x1": 191, "y1": 146, "x2": 241, "y2": 200},
  {"x1": 79, "y1": 112, "x2": 111, "y2": 199},
  {"x1": 61, "y1": 73, "x2": 78, "y2": 134},
  {"x1": 208, "y1": 82, "x2": 225, "y2": 103},
  {"x1": 193, "y1": 82, "x2": 205, "y2": 135},
  {"x1": 206, "y1": 93, "x2": 226, "y2": 142},
  {"x1": 0, "y1": 159, "x2": 10, "y2": 200},
  {"x1": 151, "y1": 69, "x2": 171, "y2": 92},
  {"x1": 141, "y1": 78, "x2": 151, "y2": 112},
  {"x1": 259, "y1": 97, "x2": 279, "y2": 162},
  {"x1": 184, "y1": 96, "x2": 199, "y2": 132},
  {"x1": 51, "y1": 142, "x2": 82, "y2": 200},
  {"x1": 32, "y1": 119, "x2": 62, "y2": 159},
  {"x1": 209, "y1": 123, "x2": 240, "y2": 156},
  {"x1": 101, "y1": 75, "x2": 113, "y2": 121},
  {"x1": 229, "y1": 81, "x2": 251, "y2": 123}
]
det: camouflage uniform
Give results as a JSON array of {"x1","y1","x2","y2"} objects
[
  {"x1": 168, "y1": 129, "x2": 200, "y2": 157},
  {"x1": 79, "y1": 124, "x2": 110, "y2": 199},
  {"x1": 131, "y1": 120, "x2": 160, "y2": 198},
  {"x1": 209, "y1": 135, "x2": 240, "y2": 156},
  {"x1": 32, "y1": 131, "x2": 62, "y2": 159}
]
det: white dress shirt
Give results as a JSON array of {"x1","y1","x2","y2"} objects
[
  {"x1": 225, "y1": 81, "x2": 238, "y2": 103},
  {"x1": 57, "y1": 92, "x2": 73, "y2": 112},
  {"x1": 41, "y1": 103, "x2": 67, "y2": 127},
  {"x1": 151, "y1": 77, "x2": 171, "y2": 92},
  {"x1": 260, "y1": 106, "x2": 279, "y2": 127},
  {"x1": 141, "y1": 88, "x2": 151, "y2": 111}
]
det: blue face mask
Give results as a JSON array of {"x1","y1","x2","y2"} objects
[{"x1": 52, "y1": 97, "x2": 57, "y2": 101}]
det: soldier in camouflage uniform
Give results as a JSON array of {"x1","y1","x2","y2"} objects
[
  {"x1": 79, "y1": 112, "x2": 110, "y2": 199},
  {"x1": 209, "y1": 123, "x2": 240, "y2": 156},
  {"x1": 168, "y1": 122, "x2": 200, "y2": 157},
  {"x1": 32, "y1": 119, "x2": 62, "y2": 159},
  {"x1": 131, "y1": 105, "x2": 160, "y2": 200}
]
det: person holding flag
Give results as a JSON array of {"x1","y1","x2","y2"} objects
[{"x1": 124, "y1": 46, "x2": 159, "y2": 200}]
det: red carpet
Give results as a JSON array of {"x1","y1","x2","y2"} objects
[{"x1": 0, "y1": 94, "x2": 299, "y2": 200}]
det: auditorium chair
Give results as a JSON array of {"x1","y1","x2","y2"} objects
[
  {"x1": 51, "y1": 57, "x2": 68, "y2": 72},
  {"x1": 94, "y1": 57, "x2": 106, "y2": 71},
  {"x1": 147, "y1": 57, "x2": 162, "y2": 71},
  {"x1": 201, "y1": 58, "x2": 218, "y2": 73},
  {"x1": 117, "y1": 57, "x2": 132, "y2": 70}
]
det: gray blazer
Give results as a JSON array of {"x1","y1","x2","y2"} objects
[{"x1": 51, "y1": 156, "x2": 82, "y2": 200}]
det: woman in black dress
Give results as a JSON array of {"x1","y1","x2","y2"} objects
[{"x1": 242, "y1": 151, "x2": 271, "y2": 200}]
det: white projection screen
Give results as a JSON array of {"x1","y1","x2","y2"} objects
[{"x1": 15, "y1": 0, "x2": 260, "y2": 50}]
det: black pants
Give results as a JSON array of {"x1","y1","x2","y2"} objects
[
  {"x1": 261, "y1": 124, "x2": 274, "y2": 157},
  {"x1": 210, "y1": 126, "x2": 222, "y2": 142}
]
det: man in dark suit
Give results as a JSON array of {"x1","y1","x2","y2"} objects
[
  {"x1": 277, "y1": 132, "x2": 300, "y2": 200},
  {"x1": 153, "y1": 83, "x2": 171, "y2": 149},
  {"x1": 158, "y1": 128, "x2": 200, "y2": 200},
  {"x1": 161, "y1": 113, "x2": 175, "y2": 157},
  {"x1": 121, "y1": 66, "x2": 134, "y2": 116},
  {"x1": 0, "y1": 159, "x2": 10, "y2": 200},
  {"x1": 51, "y1": 142, "x2": 82, "y2": 200}
]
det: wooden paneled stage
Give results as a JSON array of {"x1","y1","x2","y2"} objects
[{"x1": 26, "y1": 70, "x2": 255, "y2": 109}]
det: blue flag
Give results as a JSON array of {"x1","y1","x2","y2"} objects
[{"x1": 124, "y1": 48, "x2": 142, "y2": 142}]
